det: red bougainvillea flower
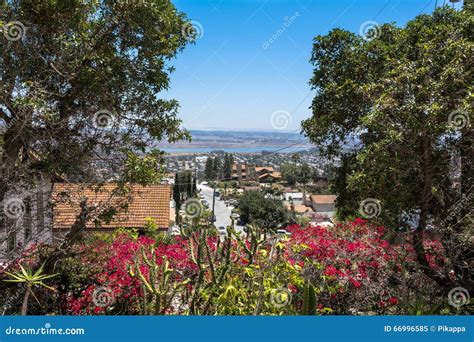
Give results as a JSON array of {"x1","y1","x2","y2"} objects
[{"x1": 388, "y1": 297, "x2": 398, "y2": 305}]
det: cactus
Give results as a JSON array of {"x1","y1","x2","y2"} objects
[
  {"x1": 128, "y1": 246, "x2": 175, "y2": 315},
  {"x1": 186, "y1": 221, "x2": 236, "y2": 315},
  {"x1": 302, "y1": 283, "x2": 317, "y2": 315}
]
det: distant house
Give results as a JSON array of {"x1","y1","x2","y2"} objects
[
  {"x1": 52, "y1": 183, "x2": 172, "y2": 242},
  {"x1": 303, "y1": 193, "x2": 337, "y2": 217},
  {"x1": 258, "y1": 172, "x2": 282, "y2": 183},
  {"x1": 242, "y1": 185, "x2": 260, "y2": 191},
  {"x1": 285, "y1": 203, "x2": 314, "y2": 215},
  {"x1": 284, "y1": 192, "x2": 304, "y2": 202},
  {"x1": 254, "y1": 166, "x2": 274, "y2": 175},
  {"x1": 232, "y1": 163, "x2": 248, "y2": 181}
]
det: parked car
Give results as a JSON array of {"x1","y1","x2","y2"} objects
[
  {"x1": 276, "y1": 229, "x2": 292, "y2": 236},
  {"x1": 217, "y1": 226, "x2": 227, "y2": 235},
  {"x1": 168, "y1": 225, "x2": 181, "y2": 236}
]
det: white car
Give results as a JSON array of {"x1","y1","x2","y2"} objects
[
  {"x1": 276, "y1": 229, "x2": 292, "y2": 236},
  {"x1": 168, "y1": 225, "x2": 181, "y2": 236},
  {"x1": 217, "y1": 226, "x2": 227, "y2": 236}
]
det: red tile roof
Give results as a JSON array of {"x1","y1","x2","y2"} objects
[
  {"x1": 258, "y1": 172, "x2": 282, "y2": 179},
  {"x1": 309, "y1": 195, "x2": 337, "y2": 204},
  {"x1": 255, "y1": 166, "x2": 274, "y2": 173},
  {"x1": 52, "y1": 183, "x2": 171, "y2": 229}
]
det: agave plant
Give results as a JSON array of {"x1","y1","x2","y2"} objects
[{"x1": 3, "y1": 263, "x2": 58, "y2": 315}]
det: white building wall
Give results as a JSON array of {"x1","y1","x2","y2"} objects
[{"x1": 0, "y1": 179, "x2": 53, "y2": 263}]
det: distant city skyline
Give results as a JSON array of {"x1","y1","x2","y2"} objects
[{"x1": 164, "y1": 0, "x2": 462, "y2": 132}]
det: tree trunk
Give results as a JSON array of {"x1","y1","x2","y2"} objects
[
  {"x1": 414, "y1": 136, "x2": 450, "y2": 289},
  {"x1": 21, "y1": 285, "x2": 31, "y2": 316}
]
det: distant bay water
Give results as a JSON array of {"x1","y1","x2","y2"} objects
[
  {"x1": 159, "y1": 146, "x2": 311, "y2": 154},
  {"x1": 155, "y1": 130, "x2": 314, "y2": 154}
]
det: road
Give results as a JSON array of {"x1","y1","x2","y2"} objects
[{"x1": 197, "y1": 183, "x2": 244, "y2": 234}]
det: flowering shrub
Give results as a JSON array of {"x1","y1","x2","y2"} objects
[
  {"x1": 286, "y1": 219, "x2": 402, "y2": 314},
  {"x1": 65, "y1": 233, "x2": 194, "y2": 314},
  {"x1": 1, "y1": 219, "x2": 453, "y2": 315}
]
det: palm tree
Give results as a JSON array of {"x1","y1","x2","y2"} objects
[{"x1": 4, "y1": 263, "x2": 58, "y2": 315}]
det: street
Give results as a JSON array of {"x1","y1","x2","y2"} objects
[{"x1": 197, "y1": 183, "x2": 244, "y2": 234}]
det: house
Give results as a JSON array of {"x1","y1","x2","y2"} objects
[
  {"x1": 0, "y1": 179, "x2": 53, "y2": 262},
  {"x1": 285, "y1": 203, "x2": 314, "y2": 215},
  {"x1": 231, "y1": 163, "x2": 248, "y2": 181},
  {"x1": 284, "y1": 192, "x2": 304, "y2": 202},
  {"x1": 254, "y1": 166, "x2": 274, "y2": 175},
  {"x1": 303, "y1": 193, "x2": 337, "y2": 218},
  {"x1": 258, "y1": 172, "x2": 282, "y2": 183},
  {"x1": 52, "y1": 183, "x2": 172, "y2": 242}
]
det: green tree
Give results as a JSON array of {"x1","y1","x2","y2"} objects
[
  {"x1": 173, "y1": 173, "x2": 182, "y2": 219},
  {"x1": 204, "y1": 157, "x2": 214, "y2": 180},
  {"x1": 0, "y1": 0, "x2": 192, "y2": 208},
  {"x1": 281, "y1": 163, "x2": 299, "y2": 186},
  {"x1": 173, "y1": 170, "x2": 194, "y2": 216},
  {"x1": 238, "y1": 190, "x2": 289, "y2": 230},
  {"x1": 302, "y1": 6, "x2": 473, "y2": 288},
  {"x1": 298, "y1": 162, "x2": 313, "y2": 185},
  {"x1": 223, "y1": 153, "x2": 234, "y2": 179},
  {"x1": 213, "y1": 156, "x2": 222, "y2": 180}
]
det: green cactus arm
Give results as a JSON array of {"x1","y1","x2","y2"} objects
[{"x1": 302, "y1": 283, "x2": 317, "y2": 315}]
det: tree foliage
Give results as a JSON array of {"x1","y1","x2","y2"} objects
[
  {"x1": 0, "y1": 0, "x2": 193, "y2": 195},
  {"x1": 302, "y1": 6, "x2": 473, "y2": 288},
  {"x1": 238, "y1": 189, "x2": 289, "y2": 230}
]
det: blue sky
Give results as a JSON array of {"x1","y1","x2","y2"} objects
[{"x1": 164, "y1": 0, "x2": 462, "y2": 132}]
